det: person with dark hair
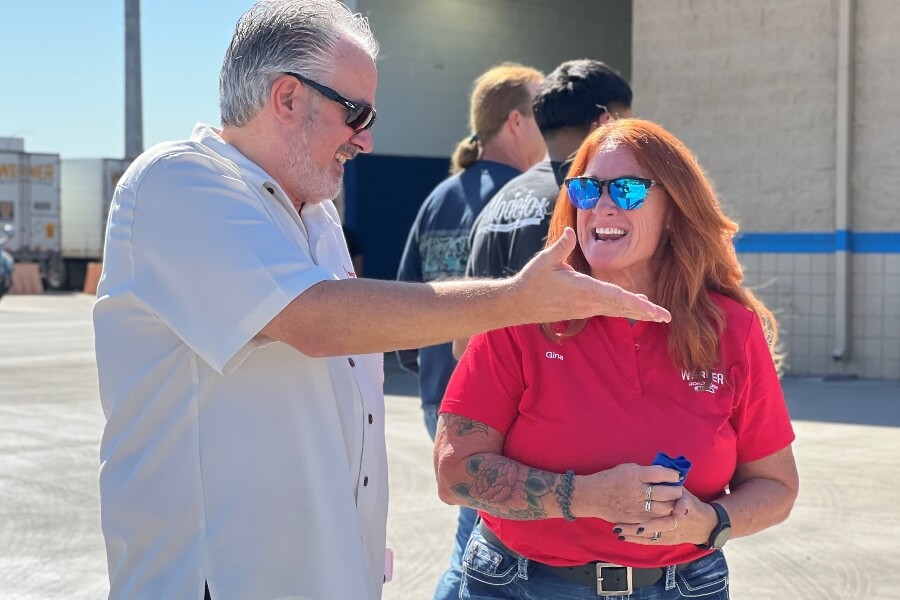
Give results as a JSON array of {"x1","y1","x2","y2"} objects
[
  {"x1": 467, "y1": 59, "x2": 632, "y2": 278},
  {"x1": 454, "y1": 59, "x2": 633, "y2": 359},
  {"x1": 435, "y1": 119, "x2": 798, "y2": 599},
  {"x1": 395, "y1": 61, "x2": 547, "y2": 600}
]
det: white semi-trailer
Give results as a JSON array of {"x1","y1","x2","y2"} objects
[
  {"x1": 56, "y1": 158, "x2": 131, "y2": 290},
  {"x1": 0, "y1": 138, "x2": 62, "y2": 287}
]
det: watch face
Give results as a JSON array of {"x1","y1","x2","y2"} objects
[{"x1": 712, "y1": 524, "x2": 732, "y2": 548}]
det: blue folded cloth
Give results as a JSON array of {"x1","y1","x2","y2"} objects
[{"x1": 652, "y1": 452, "x2": 691, "y2": 486}]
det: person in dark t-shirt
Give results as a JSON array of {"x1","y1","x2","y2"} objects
[
  {"x1": 466, "y1": 60, "x2": 634, "y2": 280},
  {"x1": 395, "y1": 62, "x2": 547, "y2": 600}
]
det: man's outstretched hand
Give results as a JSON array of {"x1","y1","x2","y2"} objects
[{"x1": 513, "y1": 227, "x2": 672, "y2": 324}]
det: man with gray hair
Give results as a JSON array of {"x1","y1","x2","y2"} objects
[{"x1": 94, "y1": 2, "x2": 669, "y2": 599}]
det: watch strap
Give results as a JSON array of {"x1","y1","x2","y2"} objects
[{"x1": 697, "y1": 502, "x2": 731, "y2": 549}]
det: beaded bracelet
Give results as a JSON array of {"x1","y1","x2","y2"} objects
[{"x1": 556, "y1": 469, "x2": 576, "y2": 522}]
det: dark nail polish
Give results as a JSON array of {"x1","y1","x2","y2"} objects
[
  {"x1": 617, "y1": 535, "x2": 625, "y2": 541},
  {"x1": 636, "y1": 527, "x2": 644, "y2": 535},
  {"x1": 613, "y1": 528, "x2": 622, "y2": 534}
]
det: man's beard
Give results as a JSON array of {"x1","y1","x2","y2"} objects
[{"x1": 285, "y1": 116, "x2": 342, "y2": 204}]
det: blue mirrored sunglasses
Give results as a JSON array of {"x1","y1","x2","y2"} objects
[{"x1": 564, "y1": 176, "x2": 662, "y2": 211}]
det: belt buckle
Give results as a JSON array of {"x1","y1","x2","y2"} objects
[{"x1": 595, "y1": 563, "x2": 632, "y2": 596}]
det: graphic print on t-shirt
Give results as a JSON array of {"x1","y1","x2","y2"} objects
[
  {"x1": 420, "y1": 230, "x2": 471, "y2": 281},
  {"x1": 477, "y1": 186, "x2": 552, "y2": 233}
]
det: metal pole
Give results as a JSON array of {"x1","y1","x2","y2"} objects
[
  {"x1": 832, "y1": 0, "x2": 855, "y2": 361},
  {"x1": 125, "y1": 0, "x2": 144, "y2": 160}
]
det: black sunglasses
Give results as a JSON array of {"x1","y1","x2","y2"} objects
[{"x1": 283, "y1": 71, "x2": 377, "y2": 132}]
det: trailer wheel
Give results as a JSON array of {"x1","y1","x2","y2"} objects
[{"x1": 44, "y1": 257, "x2": 68, "y2": 291}]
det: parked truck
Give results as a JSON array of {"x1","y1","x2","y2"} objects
[
  {"x1": 0, "y1": 137, "x2": 62, "y2": 287},
  {"x1": 56, "y1": 158, "x2": 131, "y2": 290}
]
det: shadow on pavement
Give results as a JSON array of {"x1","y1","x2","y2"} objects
[
  {"x1": 782, "y1": 377, "x2": 900, "y2": 427},
  {"x1": 383, "y1": 352, "x2": 420, "y2": 397}
]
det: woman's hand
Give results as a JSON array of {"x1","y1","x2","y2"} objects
[
  {"x1": 612, "y1": 487, "x2": 715, "y2": 546},
  {"x1": 573, "y1": 463, "x2": 684, "y2": 524},
  {"x1": 614, "y1": 446, "x2": 800, "y2": 546}
]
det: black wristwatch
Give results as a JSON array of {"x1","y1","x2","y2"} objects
[{"x1": 697, "y1": 502, "x2": 731, "y2": 549}]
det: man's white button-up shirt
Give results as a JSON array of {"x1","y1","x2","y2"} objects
[{"x1": 94, "y1": 124, "x2": 388, "y2": 600}]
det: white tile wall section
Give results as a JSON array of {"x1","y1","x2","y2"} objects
[
  {"x1": 887, "y1": 296, "x2": 900, "y2": 320},
  {"x1": 885, "y1": 363, "x2": 900, "y2": 380},
  {"x1": 884, "y1": 318, "x2": 900, "y2": 341},
  {"x1": 812, "y1": 254, "x2": 832, "y2": 275},
  {"x1": 885, "y1": 274, "x2": 900, "y2": 297},
  {"x1": 885, "y1": 337, "x2": 900, "y2": 360},
  {"x1": 738, "y1": 251, "x2": 900, "y2": 379},
  {"x1": 864, "y1": 317, "x2": 884, "y2": 339},
  {"x1": 810, "y1": 274, "x2": 830, "y2": 295},
  {"x1": 886, "y1": 256, "x2": 900, "y2": 276},
  {"x1": 811, "y1": 295, "x2": 829, "y2": 316},
  {"x1": 793, "y1": 254, "x2": 811, "y2": 272}
]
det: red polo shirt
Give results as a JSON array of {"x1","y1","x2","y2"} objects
[{"x1": 441, "y1": 293, "x2": 794, "y2": 569}]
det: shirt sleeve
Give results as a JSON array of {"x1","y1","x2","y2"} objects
[
  {"x1": 730, "y1": 313, "x2": 796, "y2": 463},
  {"x1": 124, "y1": 152, "x2": 332, "y2": 375},
  {"x1": 440, "y1": 326, "x2": 525, "y2": 436}
]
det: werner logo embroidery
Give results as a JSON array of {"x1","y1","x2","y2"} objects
[{"x1": 681, "y1": 370, "x2": 725, "y2": 394}]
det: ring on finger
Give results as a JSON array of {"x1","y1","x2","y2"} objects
[
  {"x1": 645, "y1": 485, "x2": 653, "y2": 501},
  {"x1": 644, "y1": 499, "x2": 652, "y2": 513},
  {"x1": 651, "y1": 531, "x2": 662, "y2": 541},
  {"x1": 670, "y1": 516, "x2": 678, "y2": 531}
]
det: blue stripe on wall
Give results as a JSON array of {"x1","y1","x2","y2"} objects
[
  {"x1": 734, "y1": 231, "x2": 900, "y2": 253},
  {"x1": 344, "y1": 154, "x2": 900, "y2": 280}
]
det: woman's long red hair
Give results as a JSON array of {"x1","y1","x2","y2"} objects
[{"x1": 546, "y1": 119, "x2": 780, "y2": 374}]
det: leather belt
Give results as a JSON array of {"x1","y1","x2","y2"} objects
[{"x1": 479, "y1": 526, "x2": 692, "y2": 597}]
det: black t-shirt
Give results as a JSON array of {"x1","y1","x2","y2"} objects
[{"x1": 466, "y1": 159, "x2": 569, "y2": 278}]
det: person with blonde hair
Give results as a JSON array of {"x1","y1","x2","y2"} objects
[
  {"x1": 396, "y1": 61, "x2": 547, "y2": 600},
  {"x1": 435, "y1": 119, "x2": 798, "y2": 599}
]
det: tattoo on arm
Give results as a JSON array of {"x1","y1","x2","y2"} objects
[
  {"x1": 441, "y1": 414, "x2": 490, "y2": 437},
  {"x1": 451, "y1": 454, "x2": 561, "y2": 520}
]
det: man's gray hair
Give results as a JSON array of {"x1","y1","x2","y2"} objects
[{"x1": 220, "y1": 0, "x2": 379, "y2": 127}]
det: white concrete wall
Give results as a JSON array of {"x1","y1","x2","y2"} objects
[
  {"x1": 633, "y1": 0, "x2": 900, "y2": 380},
  {"x1": 854, "y1": 0, "x2": 900, "y2": 231},
  {"x1": 360, "y1": 0, "x2": 633, "y2": 158},
  {"x1": 632, "y1": 0, "x2": 838, "y2": 232}
]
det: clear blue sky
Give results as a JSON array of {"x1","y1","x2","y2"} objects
[{"x1": 1, "y1": 1, "x2": 256, "y2": 158}]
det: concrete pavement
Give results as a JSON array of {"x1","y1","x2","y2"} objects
[{"x1": 0, "y1": 293, "x2": 898, "y2": 599}]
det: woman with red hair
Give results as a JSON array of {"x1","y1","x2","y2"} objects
[{"x1": 434, "y1": 119, "x2": 798, "y2": 599}]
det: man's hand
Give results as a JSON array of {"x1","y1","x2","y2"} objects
[{"x1": 511, "y1": 227, "x2": 671, "y2": 324}]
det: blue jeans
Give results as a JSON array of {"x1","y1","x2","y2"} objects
[
  {"x1": 424, "y1": 404, "x2": 479, "y2": 600},
  {"x1": 461, "y1": 524, "x2": 730, "y2": 599}
]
